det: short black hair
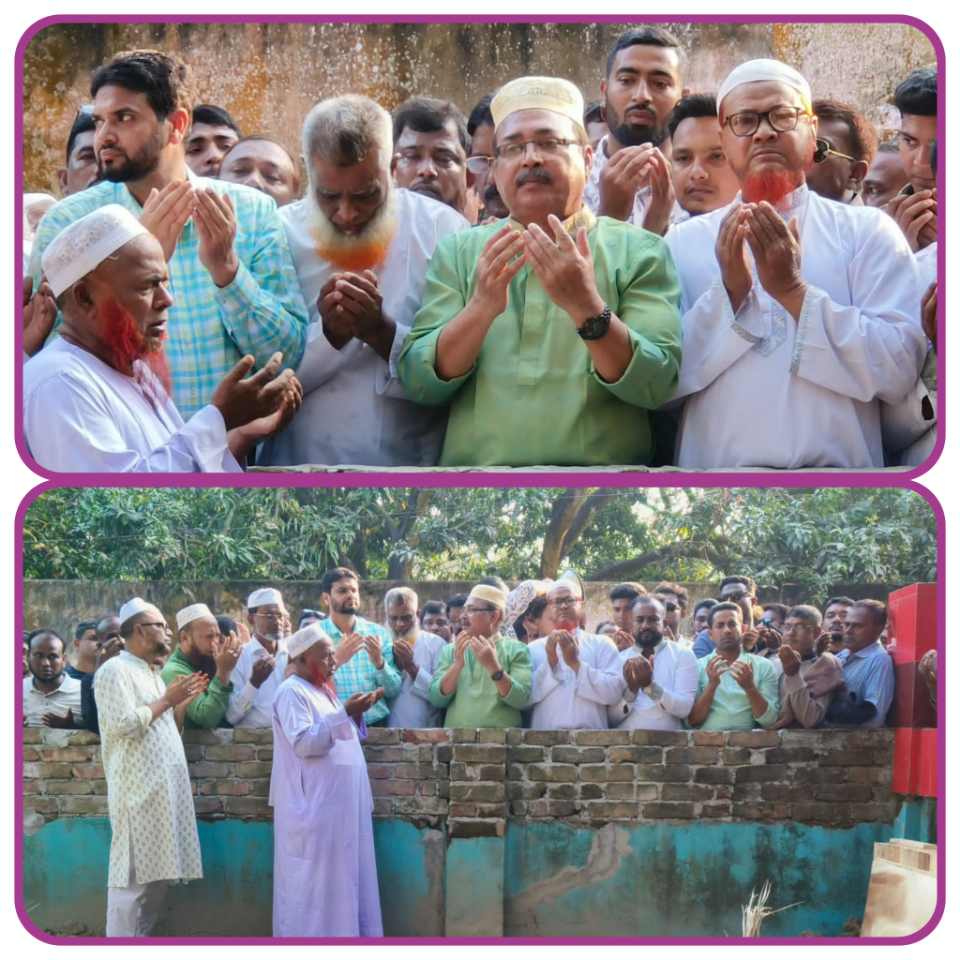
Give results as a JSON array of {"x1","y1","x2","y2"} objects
[
  {"x1": 467, "y1": 94, "x2": 495, "y2": 136},
  {"x1": 720, "y1": 575, "x2": 756, "y2": 596},
  {"x1": 298, "y1": 609, "x2": 323, "y2": 628},
  {"x1": 216, "y1": 615, "x2": 238, "y2": 637},
  {"x1": 653, "y1": 581, "x2": 689, "y2": 608},
  {"x1": 27, "y1": 628, "x2": 65, "y2": 652},
  {"x1": 192, "y1": 104, "x2": 240, "y2": 134},
  {"x1": 787, "y1": 604, "x2": 823, "y2": 628},
  {"x1": 91, "y1": 49, "x2": 193, "y2": 121},
  {"x1": 824, "y1": 596, "x2": 855, "y2": 610},
  {"x1": 420, "y1": 600, "x2": 447, "y2": 621},
  {"x1": 75, "y1": 620, "x2": 98, "y2": 641},
  {"x1": 479, "y1": 575, "x2": 508, "y2": 592},
  {"x1": 852, "y1": 599, "x2": 887, "y2": 629},
  {"x1": 762, "y1": 603, "x2": 789, "y2": 622},
  {"x1": 894, "y1": 68, "x2": 936, "y2": 117},
  {"x1": 65, "y1": 110, "x2": 96, "y2": 164},
  {"x1": 812, "y1": 98, "x2": 879, "y2": 166},
  {"x1": 707, "y1": 601, "x2": 742, "y2": 628},
  {"x1": 667, "y1": 93, "x2": 718, "y2": 139},
  {"x1": 606, "y1": 27, "x2": 683, "y2": 78},
  {"x1": 393, "y1": 96, "x2": 469, "y2": 153},
  {"x1": 446, "y1": 593, "x2": 468, "y2": 610},
  {"x1": 693, "y1": 597, "x2": 718, "y2": 616},
  {"x1": 320, "y1": 566, "x2": 359, "y2": 595},
  {"x1": 584, "y1": 100, "x2": 605, "y2": 125},
  {"x1": 609, "y1": 581, "x2": 647, "y2": 602}
]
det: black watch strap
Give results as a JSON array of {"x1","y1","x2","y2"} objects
[
  {"x1": 491, "y1": 669, "x2": 505, "y2": 682},
  {"x1": 577, "y1": 304, "x2": 612, "y2": 340}
]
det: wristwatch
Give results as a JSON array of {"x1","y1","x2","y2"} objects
[
  {"x1": 491, "y1": 669, "x2": 505, "y2": 682},
  {"x1": 577, "y1": 304, "x2": 612, "y2": 340}
]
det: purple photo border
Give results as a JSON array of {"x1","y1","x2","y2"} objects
[
  {"x1": 12, "y1": 476, "x2": 946, "y2": 947},
  {"x1": 13, "y1": 12, "x2": 946, "y2": 486}
]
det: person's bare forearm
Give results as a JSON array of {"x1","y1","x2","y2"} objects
[
  {"x1": 440, "y1": 662, "x2": 464, "y2": 696},
  {"x1": 435, "y1": 299, "x2": 497, "y2": 380},
  {"x1": 583, "y1": 313, "x2": 633, "y2": 383},
  {"x1": 747, "y1": 686, "x2": 769, "y2": 719},
  {"x1": 688, "y1": 684, "x2": 717, "y2": 727}
]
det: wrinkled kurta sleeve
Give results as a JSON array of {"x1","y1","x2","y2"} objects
[
  {"x1": 573, "y1": 638, "x2": 626, "y2": 706},
  {"x1": 160, "y1": 659, "x2": 232, "y2": 729},
  {"x1": 94, "y1": 666, "x2": 155, "y2": 740},
  {"x1": 592, "y1": 231, "x2": 682, "y2": 409},
  {"x1": 754, "y1": 659, "x2": 781, "y2": 729},
  {"x1": 500, "y1": 641, "x2": 532, "y2": 710},
  {"x1": 226, "y1": 647, "x2": 257, "y2": 727},
  {"x1": 633, "y1": 649, "x2": 700, "y2": 720},
  {"x1": 396, "y1": 232, "x2": 474, "y2": 405},
  {"x1": 779, "y1": 669, "x2": 836, "y2": 729},
  {"x1": 375, "y1": 635, "x2": 403, "y2": 700},
  {"x1": 275, "y1": 684, "x2": 355, "y2": 758},
  {"x1": 527, "y1": 642, "x2": 560, "y2": 705},
  {"x1": 428, "y1": 644, "x2": 457, "y2": 709}
]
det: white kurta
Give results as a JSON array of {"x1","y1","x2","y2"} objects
[
  {"x1": 583, "y1": 135, "x2": 686, "y2": 228},
  {"x1": 270, "y1": 675, "x2": 382, "y2": 937},
  {"x1": 259, "y1": 189, "x2": 469, "y2": 467},
  {"x1": 225, "y1": 635, "x2": 289, "y2": 728},
  {"x1": 608, "y1": 640, "x2": 699, "y2": 730},
  {"x1": 23, "y1": 338, "x2": 241, "y2": 473},
  {"x1": 526, "y1": 630, "x2": 623, "y2": 730},
  {"x1": 93, "y1": 652, "x2": 202, "y2": 887},
  {"x1": 386, "y1": 630, "x2": 447, "y2": 728},
  {"x1": 22, "y1": 674, "x2": 83, "y2": 726},
  {"x1": 665, "y1": 184, "x2": 927, "y2": 468}
]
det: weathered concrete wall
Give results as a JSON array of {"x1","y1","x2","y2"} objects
[
  {"x1": 22, "y1": 21, "x2": 935, "y2": 193},
  {"x1": 22, "y1": 726, "x2": 928, "y2": 938}
]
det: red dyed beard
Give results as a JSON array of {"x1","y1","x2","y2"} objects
[
  {"x1": 98, "y1": 298, "x2": 172, "y2": 397},
  {"x1": 741, "y1": 168, "x2": 804, "y2": 205}
]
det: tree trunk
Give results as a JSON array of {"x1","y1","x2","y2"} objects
[
  {"x1": 589, "y1": 540, "x2": 734, "y2": 581},
  {"x1": 539, "y1": 489, "x2": 603, "y2": 578}
]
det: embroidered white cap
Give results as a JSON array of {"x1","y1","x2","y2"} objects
[
  {"x1": 717, "y1": 58, "x2": 812, "y2": 113},
  {"x1": 118, "y1": 596, "x2": 152, "y2": 626},
  {"x1": 176, "y1": 603, "x2": 215, "y2": 631},
  {"x1": 247, "y1": 587, "x2": 283, "y2": 609},
  {"x1": 287, "y1": 622, "x2": 331, "y2": 660}
]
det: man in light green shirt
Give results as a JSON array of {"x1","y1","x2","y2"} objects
[
  {"x1": 689, "y1": 602, "x2": 779, "y2": 731},
  {"x1": 397, "y1": 75, "x2": 681, "y2": 467},
  {"x1": 430, "y1": 584, "x2": 531, "y2": 727}
]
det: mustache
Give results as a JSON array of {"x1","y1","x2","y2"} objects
[{"x1": 516, "y1": 167, "x2": 552, "y2": 187}]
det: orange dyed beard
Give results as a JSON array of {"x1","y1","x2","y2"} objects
[
  {"x1": 741, "y1": 168, "x2": 805, "y2": 205},
  {"x1": 309, "y1": 189, "x2": 397, "y2": 271},
  {"x1": 98, "y1": 298, "x2": 172, "y2": 397}
]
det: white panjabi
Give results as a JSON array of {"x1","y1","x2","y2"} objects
[{"x1": 41, "y1": 204, "x2": 148, "y2": 297}]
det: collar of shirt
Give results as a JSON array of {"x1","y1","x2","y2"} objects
[
  {"x1": 29, "y1": 676, "x2": 69, "y2": 697},
  {"x1": 508, "y1": 207, "x2": 596, "y2": 237},
  {"x1": 631, "y1": 637, "x2": 667, "y2": 656},
  {"x1": 252, "y1": 633, "x2": 288, "y2": 655},
  {"x1": 733, "y1": 181, "x2": 809, "y2": 215},
  {"x1": 118, "y1": 649, "x2": 158, "y2": 672},
  {"x1": 842, "y1": 640, "x2": 887, "y2": 663}
]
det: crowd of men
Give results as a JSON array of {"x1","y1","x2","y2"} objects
[
  {"x1": 24, "y1": 568, "x2": 899, "y2": 935},
  {"x1": 21, "y1": 30, "x2": 938, "y2": 471}
]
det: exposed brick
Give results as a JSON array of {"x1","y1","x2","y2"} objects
[
  {"x1": 793, "y1": 766, "x2": 846, "y2": 785},
  {"x1": 222, "y1": 798, "x2": 272, "y2": 818},
  {"x1": 521, "y1": 730, "x2": 569, "y2": 746},
  {"x1": 550, "y1": 746, "x2": 605, "y2": 764},
  {"x1": 63, "y1": 731, "x2": 100, "y2": 746},
  {"x1": 527, "y1": 763, "x2": 577, "y2": 783},
  {"x1": 248, "y1": 779, "x2": 270, "y2": 797},
  {"x1": 417, "y1": 781, "x2": 437, "y2": 796},
  {"x1": 25, "y1": 798, "x2": 60, "y2": 815},
  {"x1": 231, "y1": 728, "x2": 272, "y2": 744},
  {"x1": 22, "y1": 780, "x2": 43, "y2": 795},
  {"x1": 392, "y1": 796, "x2": 448, "y2": 818},
  {"x1": 637, "y1": 730, "x2": 690, "y2": 746},
  {"x1": 22, "y1": 749, "x2": 41, "y2": 762},
  {"x1": 578, "y1": 783, "x2": 604, "y2": 800},
  {"x1": 760, "y1": 784, "x2": 798, "y2": 802},
  {"x1": 364, "y1": 746, "x2": 408, "y2": 762},
  {"x1": 546, "y1": 783, "x2": 577, "y2": 800},
  {"x1": 366, "y1": 764, "x2": 393, "y2": 780},
  {"x1": 45, "y1": 747, "x2": 96, "y2": 762},
  {"x1": 476, "y1": 729, "x2": 507, "y2": 744},
  {"x1": 210, "y1": 780, "x2": 253, "y2": 797},
  {"x1": 744, "y1": 802, "x2": 791, "y2": 821},
  {"x1": 573, "y1": 730, "x2": 630, "y2": 746},
  {"x1": 734, "y1": 764, "x2": 789, "y2": 783},
  {"x1": 765, "y1": 747, "x2": 818, "y2": 763},
  {"x1": 92, "y1": 781, "x2": 109, "y2": 795},
  {"x1": 664, "y1": 746, "x2": 721, "y2": 765},
  {"x1": 233, "y1": 761, "x2": 273, "y2": 778},
  {"x1": 692, "y1": 731, "x2": 725, "y2": 746},
  {"x1": 448, "y1": 802, "x2": 477, "y2": 818},
  {"x1": 851, "y1": 802, "x2": 896, "y2": 823},
  {"x1": 726, "y1": 731, "x2": 780, "y2": 748},
  {"x1": 365, "y1": 728, "x2": 400, "y2": 744},
  {"x1": 508, "y1": 746, "x2": 546, "y2": 763},
  {"x1": 791, "y1": 802, "x2": 848, "y2": 824},
  {"x1": 188, "y1": 762, "x2": 230, "y2": 778},
  {"x1": 389, "y1": 763, "x2": 420, "y2": 780},
  {"x1": 605, "y1": 782, "x2": 636, "y2": 800},
  {"x1": 59, "y1": 796, "x2": 109, "y2": 815},
  {"x1": 580, "y1": 764, "x2": 635, "y2": 782},
  {"x1": 813, "y1": 784, "x2": 875, "y2": 803},
  {"x1": 451, "y1": 744, "x2": 506, "y2": 764},
  {"x1": 43, "y1": 779, "x2": 92, "y2": 795},
  {"x1": 183, "y1": 730, "x2": 233, "y2": 745},
  {"x1": 474, "y1": 802, "x2": 508, "y2": 817},
  {"x1": 585, "y1": 801, "x2": 641, "y2": 819},
  {"x1": 373, "y1": 799, "x2": 394, "y2": 817},
  {"x1": 608, "y1": 746, "x2": 664, "y2": 764},
  {"x1": 506, "y1": 729, "x2": 524, "y2": 745},
  {"x1": 700, "y1": 802, "x2": 732, "y2": 818},
  {"x1": 449, "y1": 818, "x2": 505, "y2": 838},
  {"x1": 449, "y1": 783, "x2": 505, "y2": 803},
  {"x1": 451, "y1": 729, "x2": 478, "y2": 742},
  {"x1": 450, "y1": 762, "x2": 504, "y2": 781},
  {"x1": 694, "y1": 766, "x2": 734, "y2": 785},
  {"x1": 183, "y1": 745, "x2": 205, "y2": 762},
  {"x1": 22, "y1": 729, "x2": 43, "y2": 744},
  {"x1": 204, "y1": 745, "x2": 255, "y2": 762},
  {"x1": 400, "y1": 728, "x2": 450, "y2": 743},
  {"x1": 435, "y1": 745, "x2": 452, "y2": 763},
  {"x1": 370, "y1": 779, "x2": 416, "y2": 797},
  {"x1": 732, "y1": 783, "x2": 761, "y2": 802},
  {"x1": 722, "y1": 748, "x2": 752, "y2": 765},
  {"x1": 29, "y1": 762, "x2": 73, "y2": 779},
  {"x1": 819, "y1": 750, "x2": 879, "y2": 767},
  {"x1": 546, "y1": 800, "x2": 578, "y2": 817},
  {"x1": 510, "y1": 800, "x2": 528, "y2": 816},
  {"x1": 255, "y1": 748, "x2": 274, "y2": 762},
  {"x1": 661, "y1": 783, "x2": 716, "y2": 802},
  {"x1": 636, "y1": 764, "x2": 691, "y2": 782},
  {"x1": 636, "y1": 784, "x2": 659, "y2": 801},
  {"x1": 193, "y1": 797, "x2": 225, "y2": 817}
]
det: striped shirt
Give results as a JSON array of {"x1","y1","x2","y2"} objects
[{"x1": 31, "y1": 171, "x2": 309, "y2": 417}]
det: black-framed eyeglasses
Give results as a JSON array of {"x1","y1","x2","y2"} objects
[
  {"x1": 138, "y1": 620, "x2": 167, "y2": 631},
  {"x1": 465, "y1": 604, "x2": 497, "y2": 614},
  {"x1": 495, "y1": 137, "x2": 580, "y2": 160},
  {"x1": 547, "y1": 597, "x2": 579, "y2": 609},
  {"x1": 255, "y1": 611, "x2": 286, "y2": 621},
  {"x1": 723, "y1": 106, "x2": 811, "y2": 138}
]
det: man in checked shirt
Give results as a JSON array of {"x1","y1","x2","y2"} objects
[
  {"x1": 30, "y1": 49, "x2": 308, "y2": 419},
  {"x1": 315, "y1": 567, "x2": 402, "y2": 727}
]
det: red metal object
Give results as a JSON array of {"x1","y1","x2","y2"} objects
[{"x1": 892, "y1": 727, "x2": 937, "y2": 797}]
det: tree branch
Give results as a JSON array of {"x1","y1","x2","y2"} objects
[{"x1": 588, "y1": 540, "x2": 738, "y2": 581}]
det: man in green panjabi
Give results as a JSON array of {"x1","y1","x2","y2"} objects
[
  {"x1": 397, "y1": 75, "x2": 682, "y2": 467},
  {"x1": 429, "y1": 584, "x2": 531, "y2": 727}
]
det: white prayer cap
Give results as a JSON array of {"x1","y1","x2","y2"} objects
[
  {"x1": 716, "y1": 59, "x2": 812, "y2": 114},
  {"x1": 247, "y1": 587, "x2": 283, "y2": 609},
  {"x1": 491, "y1": 76, "x2": 585, "y2": 133},
  {"x1": 118, "y1": 596, "x2": 152, "y2": 626},
  {"x1": 287, "y1": 622, "x2": 331, "y2": 660},
  {"x1": 41, "y1": 204, "x2": 149, "y2": 298},
  {"x1": 467, "y1": 584, "x2": 508, "y2": 612},
  {"x1": 176, "y1": 603, "x2": 215, "y2": 631},
  {"x1": 553, "y1": 570, "x2": 584, "y2": 599}
]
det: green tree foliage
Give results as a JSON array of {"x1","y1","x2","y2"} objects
[{"x1": 23, "y1": 487, "x2": 936, "y2": 603}]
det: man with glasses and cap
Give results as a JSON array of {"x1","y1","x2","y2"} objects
[
  {"x1": 429, "y1": 584, "x2": 532, "y2": 728},
  {"x1": 93, "y1": 598, "x2": 206, "y2": 937},
  {"x1": 24, "y1": 204, "x2": 302, "y2": 472},
  {"x1": 526, "y1": 575, "x2": 622, "y2": 729},
  {"x1": 398, "y1": 74, "x2": 681, "y2": 468},
  {"x1": 270, "y1": 622, "x2": 383, "y2": 936},
  {"x1": 226, "y1": 588, "x2": 290, "y2": 728},
  {"x1": 666, "y1": 58, "x2": 926, "y2": 469},
  {"x1": 160, "y1": 603, "x2": 242, "y2": 729}
]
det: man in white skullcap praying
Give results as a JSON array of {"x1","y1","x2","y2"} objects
[
  {"x1": 270, "y1": 623, "x2": 384, "y2": 936},
  {"x1": 665, "y1": 58, "x2": 927, "y2": 469},
  {"x1": 23, "y1": 204, "x2": 302, "y2": 472},
  {"x1": 398, "y1": 75, "x2": 682, "y2": 467},
  {"x1": 160, "y1": 602, "x2": 241, "y2": 729},
  {"x1": 92, "y1": 598, "x2": 206, "y2": 936},
  {"x1": 226, "y1": 588, "x2": 290, "y2": 727}
]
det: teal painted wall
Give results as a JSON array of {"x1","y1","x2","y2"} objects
[{"x1": 22, "y1": 801, "x2": 936, "y2": 938}]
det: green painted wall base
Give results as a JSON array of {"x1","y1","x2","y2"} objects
[{"x1": 445, "y1": 837, "x2": 504, "y2": 936}]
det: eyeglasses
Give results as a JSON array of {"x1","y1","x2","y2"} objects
[
  {"x1": 547, "y1": 597, "x2": 579, "y2": 608},
  {"x1": 821, "y1": 141, "x2": 858, "y2": 163},
  {"x1": 138, "y1": 620, "x2": 167, "y2": 631},
  {"x1": 464, "y1": 604, "x2": 497, "y2": 614},
  {"x1": 723, "y1": 106, "x2": 811, "y2": 138},
  {"x1": 495, "y1": 137, "x2": 580, "y2": 160},
  {"x1": 466, "y1": 155, "x2": 494, "y2": 174},
  {"x1": 255, "y1": 611, "x2": 286, "y2": 621}
]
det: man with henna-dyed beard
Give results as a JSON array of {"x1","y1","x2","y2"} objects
[{"x1": 23, "y1": 205, "x2": 301, "y2": 472}]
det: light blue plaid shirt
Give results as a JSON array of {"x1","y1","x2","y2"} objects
[
  {"x1": 318, "y1": 616, "x2": 402, "y2": 726},
  {"x1": 31, "y1": 172, "x2": 309, "y2": 417}
]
